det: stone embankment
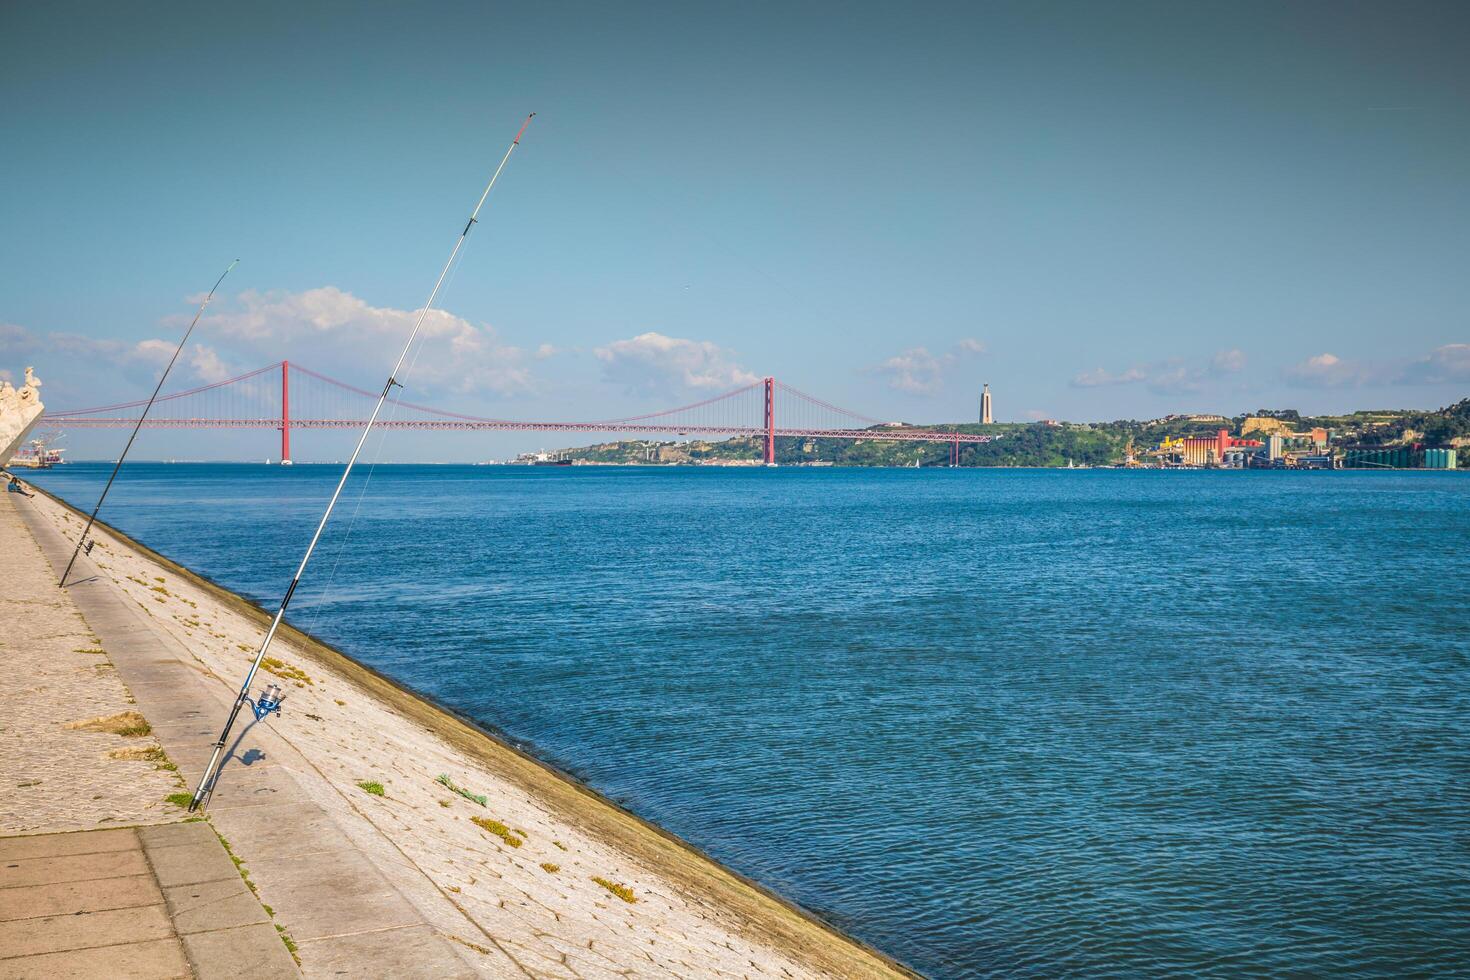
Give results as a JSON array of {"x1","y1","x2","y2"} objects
[{"x1": 1, "y1": 484, "x2": 913, "y2": 979}]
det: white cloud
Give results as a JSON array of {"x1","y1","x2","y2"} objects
[
  {"x1": 1285, "y1": 352, "x2": 1376, "y2": 388},
  {"x1": 875, "y1": 347, "x2": 948, "y2": 394},
  {"x1": 187, "y1": 344, "x2": 232, "y2": 384},
  {"x1": 1072, "y1": 349, "x2": 1246, "y2": 393},
  {"x1": 123, "y1": 338, "x2": 232, "y2": 384},
  {"x1": 1211, "y1": 348, "x2": 1247, "y2": 374},
  {"x1": 0, "y1": 322, "x2": 240, "y2": 406},
  {"x1": 132, "y1": 338, "x2": 175, "y2": 364},
  {"x1": 0, "y1": 323, "x2": 38, "y2": 354},
  {"x1": 4, "y1": 322, "x2": 224, "y2": 384},
  {"x1": 869, "y1": 339, "x2": 986, "y2": 395},
  {"x1": 198, "y1": 287, "x2": 533, "y2": 396},
  {"x1": 1399, "y1": 344, "x2": 1470, "y2": 385},
  {"x1": 1071, "y1": 366, "x2": 1147, "y2": 388},
  {"x1": 1285, "y1": 344, "x2": 1470, "y2": 389},
  {"x1": 594, "y1": 332, "x2": 758, "y2": 392}
]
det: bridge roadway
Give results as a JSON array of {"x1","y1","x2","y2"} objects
[{"x1": 48, "y1": 417, "x2": 1000, "y2": 443}]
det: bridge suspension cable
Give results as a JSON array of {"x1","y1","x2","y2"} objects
[{"x1": 49, "y1": 362, "x2": 1002, "y2": 446}]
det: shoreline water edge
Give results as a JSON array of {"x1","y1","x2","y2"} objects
[{"x1": 13, "y1": 478, "x2": 916, "y2": 979}]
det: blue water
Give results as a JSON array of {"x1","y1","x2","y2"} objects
[{"x1": 27, "y1": 463, "x2": 1470, "y2": 978}]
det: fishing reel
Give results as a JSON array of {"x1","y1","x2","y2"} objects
[{"x1": 247, "y1": 683, "x2": 283, "y2": 722}]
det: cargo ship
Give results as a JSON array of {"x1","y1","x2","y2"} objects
[
  {"x1": 7, "y1": 437, "x2": 65, "y2": 469},
  {"x1": 510, "y1": 451, "x2": 574, "y2": 466}
]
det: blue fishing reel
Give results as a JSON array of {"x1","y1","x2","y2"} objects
[{"x1": 248, "y1": 683, "x2": 283, "y2": 722}]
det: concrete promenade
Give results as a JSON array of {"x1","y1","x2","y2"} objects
[
  {"x1": 2, "y1": 492, "x2": 479, "y2": 977},
  {"x1": 0, "y1": 492, "x2": 297, "y2": 978},
  {"x1": 5, "y1": 484, "x2": 916, "y2": 980}
]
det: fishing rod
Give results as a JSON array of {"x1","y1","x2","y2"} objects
[
  {"x1": 189, "y1": 113, "x2": 535, "y2": 812},
  {"x1": 59, "y1": 260, "x2": 239, "y2": 588}
]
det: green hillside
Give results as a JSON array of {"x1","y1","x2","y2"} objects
[{"x1": 550, "y1": 397, "x2": 1468, "y2": 468}]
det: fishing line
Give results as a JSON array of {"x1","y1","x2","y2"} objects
[
  {"x1": 297, "y1": 245, "x2": 472, "y2": 638},
  {"x1": 189, "y1": 114, "x2": 535, "y2": 812}
]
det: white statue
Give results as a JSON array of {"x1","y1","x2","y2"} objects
[{"x1": 2, "y1": 366, "x2": 46, "y2": 467}]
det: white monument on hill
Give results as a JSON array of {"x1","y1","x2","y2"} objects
[
  {"x1": 1, "y1": 367, "x2": 45, "y2": 465},
  {"x1": 980, "y1": 383, "x2": 993, "y2": 424}
]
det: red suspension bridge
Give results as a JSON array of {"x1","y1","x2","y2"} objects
[{"x1": 46, "y1": 361, "x2": 997, "y2": 465}]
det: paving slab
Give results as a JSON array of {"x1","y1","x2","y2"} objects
[
  {"x1": 0, "y1": 848, "x2": 151, "y2": 888},
  {"x1": 296, "y1": 923, "x2": 480, "y2": 980},
  {"x1": 0, "y1": 827, "x2": 139, "y2": 861},
  {"x1": 139, "y1": 822, "x2": 218, "y2": 850},
  {"x1": 0, "y1": 903, "x2": 174, "y2": 957},
  {"x1": 181, "y1": 922, "x2": 300, "y2": 980},
  {"x1": 0, "y1": 937, "x2": 193, "y2": 980},
  {"x1": 164, "y1": 878, "x2": 271, "y2": 935},
  {"x1": 244, "y1": 849, "x2": 421, "y2": 940},
  {"x1": 0, "y1": 874, "x2": 162, "y2": 920},
  {"x1": 206, "y1": 803, "x2": 345, "y2": 861},
  {"x1": 144, "y1": 840, "x2": 242, "y2": 889},
  {"x1": 177, "y1": 765, "x2": 306, "y2": 813}
]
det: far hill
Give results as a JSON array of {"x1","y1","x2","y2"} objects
[{"x1": 546, "y1": 398, "x2": 1469, "y2": 468}]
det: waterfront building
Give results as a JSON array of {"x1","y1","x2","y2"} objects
[
  {"x1": 1425, "y1": 448, "x2": 1459, "y2": 469},
  {"x1": 980, "y1": 384, "x2": 993, "y2": 424},
  {"x1": 1175, "y1": 429, "x2": 1265, "y2": 467}
]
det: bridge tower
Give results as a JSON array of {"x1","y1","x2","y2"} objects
[
  {"x1": 763, "y1": 377, "x2": 776, "y2": 466},
  {"x1": 280, "y1": 360, "x2": 292, "y2": 466}
]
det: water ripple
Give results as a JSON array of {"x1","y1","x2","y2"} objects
[{"x1": 30, "y1": 464, "x2": 1470, "y2": 979}]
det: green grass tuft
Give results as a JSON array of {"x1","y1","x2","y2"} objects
[
  {"x1": 276, "y1": 923, "x2": 299, "y2": 960},
  {"x1": 436, "y1": 774, "x2": 486, "y2": 806},
  {"x1": 165, "y1": 792, "x2": 193, "y2": 808},
  {"x1": 356, "y1": 780, "x2": 385, "y2": 797}
]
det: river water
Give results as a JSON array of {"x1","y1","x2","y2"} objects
[{"x1": 27, "y1": 463, "x2": 1470, "y2": 978}]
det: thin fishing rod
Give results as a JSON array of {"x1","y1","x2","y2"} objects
[
  {"x1": 60, "y1": 260, "x2": 238, "y2": 588},
  {"x1": 189, "y1": 113, "x2": 534, "y2": 812}
]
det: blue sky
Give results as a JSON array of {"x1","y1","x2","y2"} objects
[{"x1": 2, "y1": 0, "x2": 1467, "y2": 460}]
